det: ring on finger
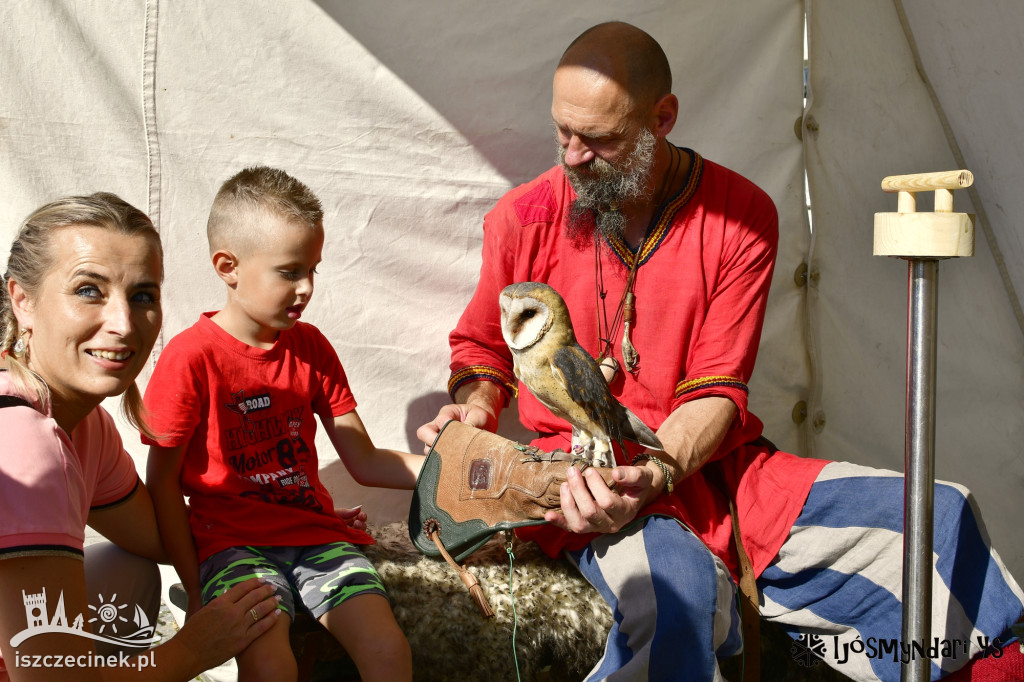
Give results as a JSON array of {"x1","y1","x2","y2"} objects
[{"x1": 249, "y1": 607, "x2": 259, "y2": 624}]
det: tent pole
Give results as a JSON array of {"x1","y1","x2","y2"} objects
[{"x1": 902, "y1": 259, "x2": 938, "y2": 682}]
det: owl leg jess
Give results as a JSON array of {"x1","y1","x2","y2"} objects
[{"x1": 570, "y1": 426, "x2": 589, "y2": 457}]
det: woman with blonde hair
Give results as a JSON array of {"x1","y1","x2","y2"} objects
[{"x1": 0, "y1": 193, "x2": 280, "y2": 682}]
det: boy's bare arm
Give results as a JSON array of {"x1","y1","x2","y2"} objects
[
  {"x1": 328, "y1": 410, "x2": 424, "y2": 490},
  {"x1": 146, "y1": 444, "x2": 203, "y2": 616}
]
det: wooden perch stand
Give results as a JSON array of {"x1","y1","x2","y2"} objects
[
  {"x1": 874, "y1": 170, "x2": 975, "y2": 258},
  {"x1": 874, "y1": 169, "x2": 975, "y2": 682}
]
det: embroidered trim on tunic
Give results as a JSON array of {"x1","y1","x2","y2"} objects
[
  {"x1": 605, "y1": 148, "x2": 705, "y2": 269},
  {"x1": 675, "y1": 375, "x2": 748, "y2": 398},
  {"x1": 448, "y1": 365, "x2": 518, "y2": 401}
]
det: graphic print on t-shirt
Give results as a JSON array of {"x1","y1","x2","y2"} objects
[
  {"x1": 225, "y1": 388, "x2": 271, "y2": 433},
  {"x1": 222, "y1": 388, "x2": 322, "y2": 513}
]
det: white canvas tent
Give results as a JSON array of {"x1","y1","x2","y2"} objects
[{"x1": 3, "y1": 0, "x2": 1022, "y2": 592}]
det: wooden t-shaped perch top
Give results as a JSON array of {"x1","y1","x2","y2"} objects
[{"x1": 874, "y1": 170, "x2": 975, "y2": 259}]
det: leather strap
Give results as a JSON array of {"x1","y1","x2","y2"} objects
[
  {"x1": 704, "y1": 456, "x2": 762, "y2": 682},
  {"x1": 727, "y1": 493, "x2": 760, "y2": 682},
  {"x1": 425, "y1": 523, "x2": 494, "y2": 618}
]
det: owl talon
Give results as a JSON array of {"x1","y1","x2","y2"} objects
[
  {"x1": 516, "y1": 443, "x2": 547, "y2": 462},
  {"x1": 572, "y1": 457, "x2": 591, "y2": 472}
]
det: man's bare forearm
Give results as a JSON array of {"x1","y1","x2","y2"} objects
[{"x1": 647, "y1": 396, "x2": 737, "y2": 482}]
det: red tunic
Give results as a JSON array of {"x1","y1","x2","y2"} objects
[{"x1": 448, "y1": 150, "x2": 827, "y2": 580}]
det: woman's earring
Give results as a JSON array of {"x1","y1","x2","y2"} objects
[{"x1": 12, "y1": 332, "x2": 27, "y2": 356}]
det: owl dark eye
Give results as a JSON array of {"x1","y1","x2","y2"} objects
[{"x1": 521, "y1": 309, "x2": 536, "y2": 320}]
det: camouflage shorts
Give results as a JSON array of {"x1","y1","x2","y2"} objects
[{"x1": 199, "y1": 542, "x2": 387, "y2": 619}]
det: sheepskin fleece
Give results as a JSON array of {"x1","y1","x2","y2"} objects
[
  {"x1": 294, "y1": 524, "x2": 846, "y2": 682},
  {"x1": 364, "y1": 522, "x2": 612, "y2": 681}
]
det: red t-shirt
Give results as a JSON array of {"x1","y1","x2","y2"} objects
[
  {"x1": 142, "y1": 314, "x2": 372, "y2": 562},
  {"x1": 448, "y1": 150, "x2": 827, "y2": 579}
]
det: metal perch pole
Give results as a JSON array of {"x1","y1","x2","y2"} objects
[{"x1": 874, "y1": 169, "x2": 975, "y2": 682}]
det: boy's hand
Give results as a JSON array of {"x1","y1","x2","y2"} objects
[{"x1": 335, "y1": 505, "x2": 367, "y2": 530}]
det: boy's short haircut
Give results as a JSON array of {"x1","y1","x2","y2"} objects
[{"x1": 207, "y1": 166, "x2": 323, "y2": 255}]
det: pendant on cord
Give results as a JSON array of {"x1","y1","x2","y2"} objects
[
  {"x1": 598, "y1": 356, "x2": 620, "y2": 384},
  {"x1": 621, "y1": 291, "x2": 639, "y2": 372}
]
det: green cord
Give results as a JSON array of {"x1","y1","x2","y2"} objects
[{"x1": 507, "y1": 539, "x2": 522, "y2": 682}]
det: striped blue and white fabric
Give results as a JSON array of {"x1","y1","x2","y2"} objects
[
  {"x1": 568, "y1": 515, "x2": 742, "y2": 681},
  {"x1": 566, "y1": 461, "x2": 1023, "y2": 682},
  {"x1": 760, "y1": 461, "x2": 1023, "y2": 681}
]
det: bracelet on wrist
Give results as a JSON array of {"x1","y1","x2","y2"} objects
[{"x1": 630, "y1": 453, "x2": 675, "y2": 494}]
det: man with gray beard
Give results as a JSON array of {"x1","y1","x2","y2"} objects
[
  {"x1": 563, "y1": 126, "x2": 658, "y2": 244},
  {"x1": 420, "y1": 20, "x2": 1024, "y2": 682}
]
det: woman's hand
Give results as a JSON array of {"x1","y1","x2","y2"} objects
[{"x1": 172, "y1": 577, "x2": 281, "y2": 674}]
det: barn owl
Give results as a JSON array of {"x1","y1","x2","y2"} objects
[{"x1": 499, "y1": 281, "x2": 662, "y2": 467}]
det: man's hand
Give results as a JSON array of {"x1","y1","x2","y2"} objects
[
  {"x1": 417, "y1": 382, "x2": 505, "y2": 453},
  {"x1": 544, "y1": 463, "x2": 657, "y2": 534},
  {"x1": 416, "y1": 403, "x2": 497, "y2": 454}
]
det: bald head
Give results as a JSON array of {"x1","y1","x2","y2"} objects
[{"x1": 558, "y1": 22, "x2": 671, "y2": 110}]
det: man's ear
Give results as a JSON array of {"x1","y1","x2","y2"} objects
[
  {"x1": 211, "y1": 249, "x2": 239, "y2": 286},
  {"x1": 650, "y1": 93, "x2": 678, "y2": 138},
  {"x1": 7, "y1": 278, "x2": 34, "y2": 332}
]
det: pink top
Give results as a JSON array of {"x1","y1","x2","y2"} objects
[
  {"x1": 0, "y1": 372, "x2": 139, "y2": 560},
  {"x1": 0, "y1": 373, "x2": 139, "y2": 679}
]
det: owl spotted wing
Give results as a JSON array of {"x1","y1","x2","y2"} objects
[{"x1": 550, "y1": 344, "x2": 626, "y2": 443}]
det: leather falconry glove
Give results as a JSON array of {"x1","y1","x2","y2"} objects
[{"x1": 409, "y1": 420, "x2": 616, "y2": 616}]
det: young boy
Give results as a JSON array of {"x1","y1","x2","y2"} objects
[{"x1": 144, "y1": 166, "x2": 421, "y2": 682}]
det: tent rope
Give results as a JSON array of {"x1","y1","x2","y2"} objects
[{"x1": 801, "y1": 0, "x2": 824, "y2": 460}]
